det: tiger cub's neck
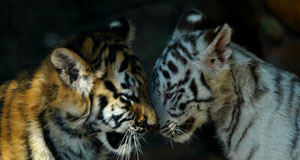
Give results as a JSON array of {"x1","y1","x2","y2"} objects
[
  {"x1": 209, "y1": 43, "x2": 265, "y2": 124},
  {"x1": 209, "y1": 43, "x2": 300, "y2": 159},
  {"x1": 26, "y1": 61, "x2": 104, "y2": 160}
]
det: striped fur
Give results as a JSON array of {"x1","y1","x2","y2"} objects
[
  {"x1": 0, "y1": 18, "x2": 156, "y2": 160},
  {"x1": 150, "y1": 9, "x2": 300, "y2": 160}
]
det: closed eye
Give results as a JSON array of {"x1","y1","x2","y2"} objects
[
  {"x1": 165, "y1": 88, "x2": 185, "y2": 99},
  {"x1": 163, "y1": 92, "x2": 177, "y2": 106},
  {"x1": 165, "y1": 93, "x2": 174, "y2": 99},
  {"x1": 166, "y1": 90, "x2": 179, "y2": 99},
  {"x1": 120, "y1": 94, "x2": 133, "y2": 104}
]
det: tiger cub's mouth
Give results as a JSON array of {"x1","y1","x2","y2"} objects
[
  {"x1": 159, "y1": 118, "x2": 196, "y2": 143},
  {"x1": 106, "y1": 131, "x2": 128, "y2": 149},
  {"x1": 105, "y1": 128, "x2": 144, "y2": 157}
]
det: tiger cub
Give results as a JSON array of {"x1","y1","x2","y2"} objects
[
  {"x1": 150, "y1": 9, "x2": 300, "y2": 160},
  {"x1": 0, "y1": 18, "x2": 156, "y2": 160}
]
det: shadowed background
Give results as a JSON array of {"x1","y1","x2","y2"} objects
[{"x1": 1, "y1": 0, "x2": 300, "y2": 159}]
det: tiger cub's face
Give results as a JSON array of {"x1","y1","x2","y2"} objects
[
  {"x1": 150, "y1": 9, "x2": 233, "y2": 143},
  {"x1": 50, "y1": 18, "x2": 156, "y2": 156}
]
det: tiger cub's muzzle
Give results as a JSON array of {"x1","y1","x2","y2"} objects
[{"x1": 159, "y1": 118, "x2": 195, "y2": 138}]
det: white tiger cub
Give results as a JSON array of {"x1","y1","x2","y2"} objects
[{"x1": 150, "y1": 9, "x2": 300, "y2": 160}]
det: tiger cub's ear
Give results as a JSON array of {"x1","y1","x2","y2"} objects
[
  {"x1": 109, "y1": 18, "x2": 135, "y2": 45},
  {"x1": 202, "y1": 24, "x2": 232, "y2": 70},
  {"x1": 51, "y1": 48, "x2": 93, "y2": 94},
  {"x1": 173, "y1": 9, "x2": 210, "y2": 38}
]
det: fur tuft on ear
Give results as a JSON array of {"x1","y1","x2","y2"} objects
[
  {"x1": 176, "y1": 9, "x2": 207, "y2": 31},
  {"x1": 109, "y1": 18, "x2": 135, "y2": 45},
  {"x1": 203, "y1": 24, "x2": 232, "y2": 69},
  {"x1": 173, "y1": 9, "x2": 215, "y2": 39},
  {"x1": 51, "y1": 48, "x2": 93, "y2": 94}
]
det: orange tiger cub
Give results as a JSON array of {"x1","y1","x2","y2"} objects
[{"x1": 0, "y1": 18, "x2": 156, "y2": 160}]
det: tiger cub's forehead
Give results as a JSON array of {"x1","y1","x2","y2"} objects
[{"x1": 157, "y1": 25, "x2": 220, "y2": 72}]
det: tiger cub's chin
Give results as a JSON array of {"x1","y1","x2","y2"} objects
[
  {"x1": 172, "y1": 131, "x2": 194, "y2": 143},
  {"x1": 100, "y1": 132, "x2": 134, "y2": 155},
  {"x1": 101, "y1": 131, "x2": 135, "y2": 155},
  {"x1": 163, "y1": 118, "x2": 204, "y2": 143}
]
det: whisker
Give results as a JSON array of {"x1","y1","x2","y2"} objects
[
  {"x1": 133, "y1": 132, "x2": 140, "y2": 160},
  {"x1": 138, "y1": 134, "x2": 147, "y2": 144},
  {"x1": 118, "y1": 130, "x2": 130, "y2": 160},
  {"x1": 169, "y1": 139, "x2": 175, "y2": 149}
]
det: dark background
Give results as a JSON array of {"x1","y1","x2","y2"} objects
[{"x1": 1, "y1": 0, "x2": 300, "y2": 159}]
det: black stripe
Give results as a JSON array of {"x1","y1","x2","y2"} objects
[
  {"x1": 124, "y1": 73, "x2": 130, "y2": 84},
  {"x1": 275, "y1": 71, "x2": 283, "y2": 111},
  {"x1": 92, "y1": 37, "x2": 105, "y2": 54},
  {"x1": 250, "y1": 62, "x2": 258, "y2": 86},
  {"x1": 125, "y1": 94, "x2": 140, "y2": 103},
  {"x1": 39, "y1": 111, "x2": 62, "y2": 159},
  {"x1": 183, "y1": 35, "x2": 198, "y2": 48},
  {"x1": 225, "y1": 69, "x2": 240, "y2": 132},
  {"x1": 119, "y1": 53, "x2": 130, "y2": 72},
  {"x1": 179, "y1": 97, "x2": 214, "y2": 111},
  {"x1": 189, "y1": 79, "x2": 198, "y2": 98},
  {"x1": 194, "y1": 97, "x2": 214, "y2": 103},
  {"x1": 225, "y1": 67, "x2": 244, "y2": 145},
  {"x1": 177, "y1": 43, "x2": 192, "y2": 59},
  {"x1": 165, "y1": 43, "x2": 177, "y2": 53},
  {"x1": 234, "y1": 117, "x2": 255, "y2": 152},
  {"x1": 121, "y1": 83, "x2": 129, "y2": 89},
  {"x1": 167, "y1": 82, "x2": 171, "y2": 90},
  {"x1": 161, "y1": 46, "x2": 172, "y2": 65},
  {"x1": 200, "y1": 72, "x2": 210, "y2": 90},
  {"x1": 104, "y1": 81, "x2": 118, "y2": 98},
  {"x1": 162, "y1": 70, "x2": 170, "y2": 79},
  {"x1": 112, "y1": 116, "x2": 133, "y2": 129},
  {"x1": 288, "y1": 78, "x2": 297, "y2": 113},
  {"x1": 207, "y1": 107, "x2": 212, "y2": 121},
  {"x1": 291, "y1": 102, "x2": 300, "y2": 154},
  {"x1": 107, "y1": 46, "x2": 118, "y2": 63},
  {"x1": 225, "y1": 104, "x2": 237, "y2": 132},
  {"x1": 168, "y1": 111, "x2": 184, "y2": 117},
  {"x1": 179, "y1": 102, "x2": 186, "y2": 111},
  {"x1": 246, "y1": 145, "x2": 258, "y2": 160},
  {"x1": 178, "y1": 69, "x2": 191, "y2": 86},
  {"x1": 92, "y1": 44, "x2": 108, "y2": 70},
  {"x1": 107, "y1": 44, "x2": 129, "y2": 63},
  {"x1": 24, "y1": 135, "x2": 33, "y2": 160},
  {"x1": 129, "y1": 56, "x2": 143, "y2": 75},
  {"x1": 97, "y1": 96, "x2": 108, "y2": 120},
  {"x1": 227, "y1": 100, "x2": 242, "y2": 150},
  {"x1": 83, "y1": 93, "x2": 94, "y2": 126},
  {"x1": 250, "y1": 62, "x2": 267, "y2": 100},
  {"x1": 167, "y1": 61, "x2": 178, "y2": 74},
  {"x1": 174, "y1": 94, "x2": 183, "y2": 108},
  {"x1": 52, "y1": 112, "x2": 82, "y2": 137},
  {"x1": 171, "y1": 50, "x2": 187, "y2": 65}
]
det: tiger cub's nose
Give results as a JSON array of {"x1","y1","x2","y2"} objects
[{"x1": 133, "y1": 103, "x2": 157, "y2": 132}]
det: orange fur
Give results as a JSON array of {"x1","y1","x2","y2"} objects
[{"x1": 0, "y1": 18, "x2": 156, "y2": 160}]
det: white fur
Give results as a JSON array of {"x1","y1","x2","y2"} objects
[
  {"x1": 187, "y1": 14, "x2": 203, "y2": 23},
  {"x1": 151, "y1": 15, "x2": 300, "y2": 159},
  {"x1": 110, "y1": 21, "x2": 122, "y2": 28}
]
